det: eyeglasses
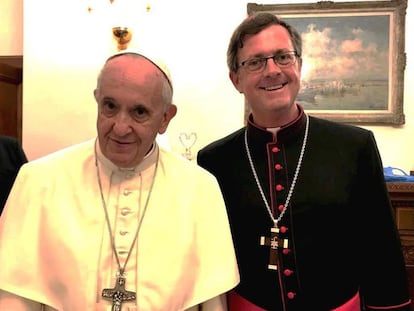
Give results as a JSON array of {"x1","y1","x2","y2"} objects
[{"x1": 239, "y1": 51, "x2": 299, "y2": 72}]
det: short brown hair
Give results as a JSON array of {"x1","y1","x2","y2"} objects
[{"x1": 227, "y1": 13, "x2": 302, "y2": 72}]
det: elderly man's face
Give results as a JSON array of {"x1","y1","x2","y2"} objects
[{"x1": 94, "y1": 55, "x2": 176, "y2": 168}]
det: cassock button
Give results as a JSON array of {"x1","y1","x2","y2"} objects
[
  {"x1": 284, "y1": 269, "x2": 294, "y2": 276},
  {"x1": 121, "y1": 207, "x2": 131, "y2": 216},
  {"x1": 278, "y1": 204, "x2": 284, "y2": 212},
  {"x1": 275, "y1": 184, "x2": 284, "y2": 191},
  {"x1": 123, "y1": 189, "x2": 132, "y2": 196},
  {"x1": 126, "y1": 172, "x2": 135, "y2": 179},
  {"x1": 274, "y1": 164, "x2": 283, "y2": 170},
  {"x1": 272, "y1": 147, "x2": 280, "y2": 153},
  {"x1": 280, "y1": 226, "x2": 288, "y2": 233},
  {"x1": 283, "y1": 249, "x2": 291, "y2": 255},
  {"x1": 287, "y1": 292, "x2": 296, "y2": 299}
]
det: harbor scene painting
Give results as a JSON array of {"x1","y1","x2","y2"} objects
[
  {"x1": 286, "y1": 14, "x2": 389, "y2": 111},
  {"x1": 247, "y1": 1, "x2": 407, "y2": 125}
]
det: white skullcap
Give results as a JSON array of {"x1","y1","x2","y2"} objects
[{"x1": 106, "y1": 49, "x2": 173, "y2": 90}]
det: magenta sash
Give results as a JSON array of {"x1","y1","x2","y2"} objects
[
  {"x1": 228, "y1": 290, "x2": 360, "y2": 311},
  {"x1": 331, "y1": 291, "x2": 360, "y2": 311},
  {"x1": 228, "y1": 290, "x2": 266, "y2": 311}
]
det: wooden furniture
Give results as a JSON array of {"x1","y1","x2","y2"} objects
[
  {"x1": 387, "y1": 182, "x2": 414, "y2": 310},
  {"x1": 0, "y1": 57, "x2": 23, "y2": 143}
]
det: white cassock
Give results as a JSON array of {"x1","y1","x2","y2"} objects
[{"x1": 0, "y1": 139, "x2": 239, "y2": 311}]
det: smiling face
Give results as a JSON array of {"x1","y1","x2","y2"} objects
[
  {"x1": 230, "y1": 24, "x2": 302, "y2": 127},
  {"x1": 94, "y1": 54, "x2": 176, "y2": 168}
]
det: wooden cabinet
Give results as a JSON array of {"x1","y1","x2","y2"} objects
[
  {"x1": 387, "y1": 182, "x2": 414, "y2": 309},
  {"x1": 0, "y1": 57, "x2": 23, "y2": 143}
]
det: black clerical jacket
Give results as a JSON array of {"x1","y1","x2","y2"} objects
[
  {"x1": 0, "y1": 136, "x2": 27, "y2": 214},
  {"x1": 198, "y1": 108, "x2": 410, "y2": 311}
]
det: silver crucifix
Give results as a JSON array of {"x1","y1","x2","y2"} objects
[
  {"x1": 102, "y1": 275, "x2": 136, "y2": 311},
  {"x1": 260, "y1": 226, "x2": 289, "y2": 270}
]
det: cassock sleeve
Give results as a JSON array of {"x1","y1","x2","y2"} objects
[{"x1": 357, "y1": 132, "x2": 410, "y2": 309}]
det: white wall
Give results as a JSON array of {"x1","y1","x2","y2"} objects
[
  {"x1": 0, "y1": 0, "x2": 22, "y2": 55},
  {"x1": 2, "y1": 0, "x2": 413, "y2": 171}
]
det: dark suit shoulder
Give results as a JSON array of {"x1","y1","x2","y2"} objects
[
  {"x1": 0, "y1": 136, "x2": 19, "y2": 151},
  {"x1": 197, "y1": 128, "x2": 246, "y2": 172},
  {"x1": 309, "y1": 116, "x2": 371, "y2": 135},
  {"x1": 308, "y1": 116, "x2": 374, "y2": 144},
  {"x1": 0, "y1": 136, "x2": 28, "y2": 165},
  {"x1": 199, "y1": 127, "x2": 245, "y2": 154},
  {"x1": 0, "y1": 136, "x2": 28, "y2": 212}
]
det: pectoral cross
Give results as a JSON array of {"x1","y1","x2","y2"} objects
[
  {"x1": 260, "y1": 226, "x2": 289, "y2": 270},
  {"x1": 102, "y1": 275, "x2": 136, "y2": 311}
]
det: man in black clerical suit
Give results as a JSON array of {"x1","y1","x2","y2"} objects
[
  {"x1": 198, "y1": 13, "x2": 411, "y2": 311},
  {"x1": 0, "y1": 136, "x2": 27, "y2": 214}
]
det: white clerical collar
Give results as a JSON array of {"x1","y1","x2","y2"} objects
[
  {"x1": 95, "y1": 139, "x2": 158, "y2": 174},
  {"x1": 266, "y1": 127, "x2": 281, "y2": 135}
]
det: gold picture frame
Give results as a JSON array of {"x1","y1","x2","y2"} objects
[{"x1": 247, "y1": 0, "x2": 407, "y2": 125}]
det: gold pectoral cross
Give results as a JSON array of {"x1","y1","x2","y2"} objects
[
  {"x1": 260, "y1": 226, "x2": 289, "y2": 270},
  {"x1": 102, "y1": 275, "x2": 136, "y2": 311}
]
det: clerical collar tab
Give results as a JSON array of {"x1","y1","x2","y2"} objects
[{"x1": 266, "y1": 127, "x2": 281, "y2": 136}]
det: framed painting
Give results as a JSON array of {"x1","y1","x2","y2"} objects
[{"x1": 247, "y1": 0, "x2": 407, "y2": 125}]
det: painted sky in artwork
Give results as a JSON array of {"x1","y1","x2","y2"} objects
[{"x1": 283, "y1": 14, "x2": 390, "y2": 82}]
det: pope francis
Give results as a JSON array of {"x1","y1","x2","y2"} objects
[{"x1": 0, "y1": 51, "x2": 239, "y2": 310}]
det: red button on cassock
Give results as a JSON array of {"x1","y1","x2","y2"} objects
[
  {"x1": 272, "y1": 147, "x2": 280, "y2": 153},
  {"x1": 275, "y1": 184, "x2": 284, "y2": 191},
  {"x1": 280, "y1": 226, "x2": 288, "y2": 233},
  {"x1": 287, "y1": 292, "x2": 296, "y2": 299},
  {"x1": 274, "y1": 164, "x2": 283, "y2": 170}
]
